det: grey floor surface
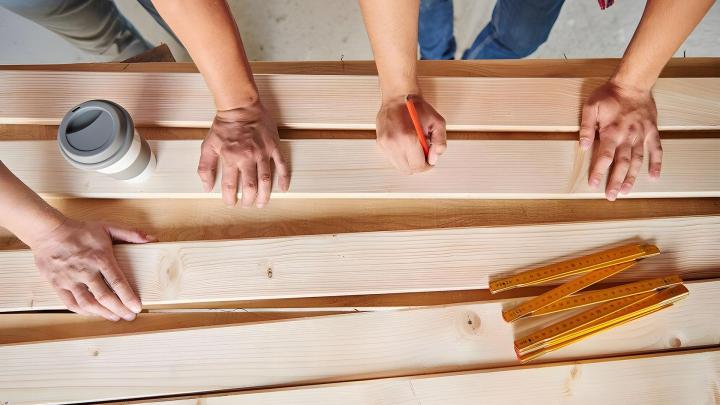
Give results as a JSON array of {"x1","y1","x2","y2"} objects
[{"x1": 0, "y1": 0, "x2": 718, "y2": 63}]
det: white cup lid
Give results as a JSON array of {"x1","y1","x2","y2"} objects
[{"x1": 57, "y1": 100, "x2": 134, "y2": 169}]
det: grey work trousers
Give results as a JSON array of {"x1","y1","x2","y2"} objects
[{"x1": 0, "y1": 0, "x2": 176, "y2": 56}]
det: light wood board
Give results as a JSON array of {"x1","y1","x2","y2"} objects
[
  {"x1": 1, "y1": 139, "x2": 719, "y2": 199},
  {"x1": 123, "y1": 348, "x2": 720, "y2": 405},
  {"x1": 1, "y1": 71, "x2": 718, "y2": 130},
  {"x1": 1, "y1": 279, "x2": 717, "y2": 404},
  {"x1": 2, "y1": 215, "x2": 719, "y2": 311}
]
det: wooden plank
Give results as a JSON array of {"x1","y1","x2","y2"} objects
[
  {"x1": 2, "y1": 215, "x2": 719, "y2": 311},
  {"x1": 1, "y1": 279, "x2": 717, "y2": 404},
  {"x1": 0, "y1": 71, "x2": 718, "y2": 130},
  {"x1": 1, "y1": 139, "x2": 719, "y2": 199},
  {"x1": 120, "y1": 348, "x2": 720, "y2": 405},
  {"x1": 0, "y1": 311, "x2": 345, "y2": 346},
  {"x1": 3, "y1": 57, "x2": 719, "y2": 77}
]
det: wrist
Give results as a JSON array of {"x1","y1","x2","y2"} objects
[
  {"x1": 216, "y1": 97, "x2": 267, "y2": 122},
  {"x1": 21, "y1": 206, "x2": 67, "y2": 249},
  {"x1": 607, "y1": 76, "x2": 653, "y2": 99},
  {"x1": 610, "y1": 63, "x2": 657, "y2": 93},
  {"x1": 379, "y1": 75, "x2": 420, "y2": 103},
  {"x1": 214, "y1": 85, "x2": 261, "y2": 112}
]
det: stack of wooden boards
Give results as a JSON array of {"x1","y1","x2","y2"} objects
[{"x1": 0, "y1": 59, "x2": 718, "y2": 405}]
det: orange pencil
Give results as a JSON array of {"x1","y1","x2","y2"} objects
[{"x1": 405, "y1": 95, "x2": 430, "y2": 158}]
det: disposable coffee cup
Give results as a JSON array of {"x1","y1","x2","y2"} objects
[{"x1": 57, "y1": 100, "x2": 156, "y2": 182}]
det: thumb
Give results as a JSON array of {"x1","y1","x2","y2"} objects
[
  {"x1": 579, "y1": 101, "x2": 598, "y2": 151},
  {"x1": 427, "y1": 115, "x2": 447, "y2": 166},
  {"x1": 104, "y1": 224, "x2": 157, "y2": 244}
]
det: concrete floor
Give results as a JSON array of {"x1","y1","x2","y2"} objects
[{"x1": 0, "y1": 0, "x2": 718, "y2": 63}]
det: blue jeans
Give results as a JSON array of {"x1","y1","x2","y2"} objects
[{"x1": 419, "y1": 0, "x2": 565, "y2": 60}]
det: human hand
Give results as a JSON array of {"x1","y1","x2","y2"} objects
[
  {"x1": 197, "y1": 101, "x2": 290, "y2": 208},
  {"x1": 579, "y1": 80, "x2": 662, "y2": 201},
  {"x1": 28, "y1": 219, "x2": 155, "y2": 321},
  {"x1": 375, "y1": 95, "x2": 447, "y2": 174}
]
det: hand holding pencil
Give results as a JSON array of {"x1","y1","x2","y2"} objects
[{"x1": 374, "y1": 94, "x2": 447, "y2": 174}]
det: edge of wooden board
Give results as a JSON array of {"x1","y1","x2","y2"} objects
[
  {"x1": 110, "y1": 347, "x2": 720, "y2": 405},
  {"x1": 1, "y1": 57, "x2": 718, "y2": 77}
]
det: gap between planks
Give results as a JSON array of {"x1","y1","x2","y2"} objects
[
  {"x1": 1, "y1": 197, "x2": 719, "y2": 251},
  {"x1": 0, "y1": 279, "x2": 717, "y2": 404},
  {"x1": 2, "y1": 125, "x2": 720, "y2": 141},
  {"x1": 3, "y1": 57, "x2": 719, "y2": 76}
]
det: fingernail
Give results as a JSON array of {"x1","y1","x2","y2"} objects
[
  {"x1": 110, "y1": 315, "x2": 120, "y2": 322},
  {"x1": 580, "y1": 139, "x2": 592, "y2": 150},
  {"x1": 589, "y1": 177, "x2": 600, "y2": 188},
  {"x1": 620, "y1": 183, "x2": 632, "y2": 194},
  {"x1": 607, "y1": 189, "x2": 618, "y2": 201},
  {"x1": 130, "y1": 302, "x2": 142, "y2": 313},
  {"x1": 146, "y1": 234, "x2": 158, "y2": 242},
  {"x1": 202, "y1": 183, "x2": 212, "y2": 193},
  {"x1": 123, "y1": 313, "x2": 136, "y2": 321}
]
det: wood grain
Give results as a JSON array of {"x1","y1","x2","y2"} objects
[
  {"x1": 1, "y1": 280, "x2": 717, "y2": 404},
  {"x1": 1, "y1": 139, "x2": 719, "y2": 199},
  {"x1": 4, "y1": 57, "x2": 719, "y2": 77},
  {"x1": 2, "y1": 216, "x2": 719, "y2": 311},
  {"x1": 1, "y1": 71, "x2": 718, "y2": 130},
  {"x1": 121, "y1": 348, "x2": 720, "y2": 405}
]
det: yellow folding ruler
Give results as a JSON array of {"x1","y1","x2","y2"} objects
[{"x1": 489, "y1": 243, "x2": 688, "y2": 362}]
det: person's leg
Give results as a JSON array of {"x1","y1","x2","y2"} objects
[
  {"x1": 418, "y1": 0, "x2": 456, "y2": 60},
  {"x1": 0, "y1": 0, "x2": 150, "y2": 56},
  {"x1": 462, "y1": 0, "x2": 565, "y2": 59},
  {"x1": 135, "y1": 0, "x2": 181, "y2": 45}
]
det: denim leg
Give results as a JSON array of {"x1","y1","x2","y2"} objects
[
  {"x1": 0, "y1": 0, "x2": 150, "y2": 55},
  {"x1": 419, "y1": 0, "x2": 456, "y2": 60},
  {"x1": 462, "y1": 0, "x2": 565, "y2": 59}
]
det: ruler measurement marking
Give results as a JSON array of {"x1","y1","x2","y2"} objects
[
  {"x1": 489, "y1": 244, "x2": 660, "y2": 293},
  {"x1": 515, "y1": 284, "x2": 689, "y2": 356},
  {"x1": 528, "y1": 275, "x2": 683, "y2": 317},
  {"x1": 502, "y1": 261, "x2": 636, "y2": 322}
]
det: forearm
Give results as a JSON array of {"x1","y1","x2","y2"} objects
[
  {"x1": 152, "y1": 0, "x2": 258, "y2": 110},
  {"x1": 359, "y1": 0, "x2": 420, "y2": 101},
  {"x1": 613, "y1": 0, "x2": 715, "y2": 90},
  {"x1": 0, "y1": 162, "x2": 64, "y2": 246}
]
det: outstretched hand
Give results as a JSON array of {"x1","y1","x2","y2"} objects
[
  {"x1": 197, "y1": 102, "x2": 290, "y2": 208},
  {"x1": 579, "y1": 80, "x2": 662, "y2": 201},
  {"x1": 29, "y1": 219, "x2": 155, "y2": 321},
  {"x1": 375, "y1": 95, "x2": 447, "y2": 174}
]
